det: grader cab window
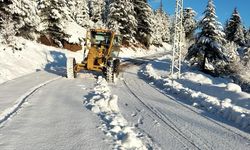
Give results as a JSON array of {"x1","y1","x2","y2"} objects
[
  {"x1": 112, "y1": 35, "x2": 123, "y2": 58},
  {"x1": 91, "y1": 31, "x2": 111, "y2": 47}
]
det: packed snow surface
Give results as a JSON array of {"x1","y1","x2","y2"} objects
[{"x1": 0, "y1": 76, "x2": 60, "y2": 124}]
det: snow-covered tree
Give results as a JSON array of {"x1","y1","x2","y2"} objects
[
  {"x1": 224, "y1": 41, "x2": 239, "y2": 63},
  {"x1": 88, "y1": 0, "x2": 104, "y2": 24},
  {"x1": 183, "y1": 7, "x2": 197, "y2": 40},
  {"x1": 37, "y1": 0, "x2": 51, "y2": 34},
  {"x1": 133, "y1": 0, "x2": 154, "y2": 47},
  {"x1": 225, "y1": 8, "x2": 245, "y2": 46},
  {"x1": 243, "y1": 47, "x2": 250, "y2": 65},
  {"x1": 0, "y1": 13, "x2": 15, "y2": 44},
  {"x1": 186, "y1": 0, "x2": 227, "y2": 73},
  {"x1": 103, "y1": 0, "x2": 110, "y2": 24},
  {"x1": 68, "y1": 0, "x2": 89, "y2": 27},
  {"x1": 107, "y1": 0, "x2": 137, "y2": 43},
  {"x1": 2, "y1": 0, "x2": 40, "y2": 39},
  {"x1": 245, "y1": 27, "x2": 250, "y2": 47},
  {"x1": 48, "y1": 0, "x2": 73, "y2": 45},
  {"x1": 152, "y1": 9, "x2": 171, "y2": 46},
  {"x1": 161, "y1": 12, "x2": 171, "y2": 43}
]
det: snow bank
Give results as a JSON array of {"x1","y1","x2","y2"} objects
[
  {"x1": 0, "y1": 37, "x2": 83, "y2": 84},
  {"x1": 84, "y1": 76, "x2": 147, "y2": 150},
  {"x1": 63, "y1": 21, "x2": 86, "y2": 44},
  {"x1": 119, "y1": 43, "x2": 170, "y2": 59},
  {"x1": 142, "y1": 63, "x2": 250, "y2": 130},
  {"x1": 226, "y1": 83, "x2": 242, "y2": 93}
]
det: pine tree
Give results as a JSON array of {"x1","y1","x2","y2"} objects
[
  {"x1": 161, "y1": 12, "x2": 171, "y2": 43},
  {"x1": 2, "y1": 0, "x2": 40, "y2": 39},
  {"x1": 37, "y1": 0, "x2": 51, "y2": 34},
  {"x1": 107, "y1": 0, "x2": 137, "y2": 43},
  {"x1": 0, "y1": 12, "x2": 15, "y2": 44},
  {"x1": 187, "y1": 0, "x2": 227, "y2": 73},
  {"x1": 152, "y1": 9, "x2": 170, "y2": 46},
  {"x1": 243, "y1": 27, "x2": 250, "y2": 65},
  {"x1": 48, "y1": 0, "x2": 73, "y2": 45},
  {"x1": 243, "y1": 47, "x2": 250, "y2": 66},
  {"x1": 225, "y1": 8, "x2": 245, "y2": 46},
  {"x1": 103, "y1": 0, "x2": 110, "y2": 24},
  {"x1": 183, "y1": 7, "x2": 197, "y2": 40},
  {"x1": 68, "y1": 0, "x2": 89, "y2": 27},
  {"x1": 133, "y1": 0, "x2": 154, "y2": 47},
  {"x1": 245, "y1": 27, "x2": 250, "y2": 47},
  {"x1": 88, "y1": 0, "x2": 104, "y2": 23}
]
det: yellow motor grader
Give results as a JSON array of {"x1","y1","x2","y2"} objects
[{"x1": 66, "y1": 29, "x2": 122, "y2": 82}]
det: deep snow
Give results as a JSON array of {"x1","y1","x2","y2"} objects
[{"x1": 0, "y1": 37, "x2": 83, "y2": 84}]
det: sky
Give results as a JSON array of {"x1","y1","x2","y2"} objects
[{"x1": 149, "y1": 0, "x2": 250, "y2": 28}]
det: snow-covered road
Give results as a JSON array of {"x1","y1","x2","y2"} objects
[
  {"x1": 1, "y1": 59, "x2": 250, "y2": 149},
  {"x1": 0, "y1": 76, "x2": 112, "y2": 149},
  {"x1": 112, "y1": 65, "x2": 250, "y2": 150}
]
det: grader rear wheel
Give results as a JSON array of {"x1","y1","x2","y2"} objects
[{"x1": 67, "y1": 57, "x2": 76, "y2": 79}]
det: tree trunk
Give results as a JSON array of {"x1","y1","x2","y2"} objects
[{"x1": 202, "y1": 49, "x2": 207, "y2": 71}]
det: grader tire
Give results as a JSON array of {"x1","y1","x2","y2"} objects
[
  {"x1": 106, "y1": 60, "x2": 114, "y2": 83},
  {"x1": 67, "y1": 57, "x2": 76, "y2": 79},
  {"x1": 106, "y1": 65, "x2": 114, "y2": 82}
]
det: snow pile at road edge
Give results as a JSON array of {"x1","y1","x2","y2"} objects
[
  {"x1": 84, "y1": 76, "x2": 147, "y2": 150},
  {"x1": 142, "y1": 64, "x2": 250, "y2": 130},
  {"x1": 119, "y1": 43, "x2": 171, "y2": 59}
]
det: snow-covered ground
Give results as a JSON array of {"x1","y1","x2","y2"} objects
[
  {"x1": 119, "y1": 43, "x2": 171, "y2": 59},
  {"x1": 1, "y1": 39, "x2": 250, "y2": 149},
  {"x1": 0, "y1": 37, "x2": 83, "y2": 84},
  {"x1": 141, "y1": 53, "x2": 250, "y2": 130}
]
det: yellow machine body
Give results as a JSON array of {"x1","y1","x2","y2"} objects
[{"x1": 74, "y1": 29, "x2": 119, "y2": 73}]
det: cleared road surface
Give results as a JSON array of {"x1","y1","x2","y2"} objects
[{"x1": 0, "y1": 76, "x2": 112, "y2": 150}]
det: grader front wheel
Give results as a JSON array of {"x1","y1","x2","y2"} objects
[
  {"x1": 105, "y1": 59, "x2": 120, "y2": 83},
  {"x1": 106, "y1": 65, "x2": 114, "y2": 82},
  {"x1": 67, "y1": 57, "x2": 76, "y2": 79}
]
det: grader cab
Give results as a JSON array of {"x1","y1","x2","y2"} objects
[{"x1": 66, "y1": 29, "x2": 122, "y2": 82}]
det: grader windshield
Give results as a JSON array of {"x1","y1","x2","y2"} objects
[{"x1": 90, "y1": 31, "x2": 112, "y2": 46}]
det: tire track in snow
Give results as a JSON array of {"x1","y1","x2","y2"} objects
[
  {"x1": 0, "y1": 77, "x2": 61, "y2": 125},
  {"x1": 123, "y1": 79, "x2": 202, "y2": 150},
  {"x1": 153, "y1": 107, "x2": 214, "y2": 150},
  {"x1": 146, "y1": 77, "x2": 250, "y2": 143},
  {"x1": 130, "y1": 80, "x2": 215, "y2": 149}
]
